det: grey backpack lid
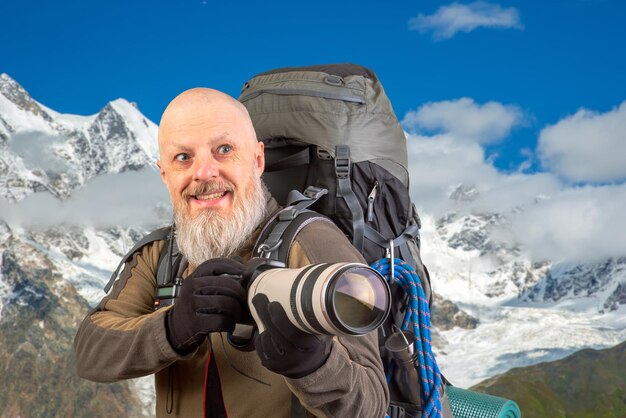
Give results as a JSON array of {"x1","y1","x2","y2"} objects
[{"x1": 239, "y1": 63, "x2": 409, "y2": 187}]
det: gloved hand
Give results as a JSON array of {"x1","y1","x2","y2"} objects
[
  {"x1": 252, "y1": 293, "x2": 332, "y2": 379},
  {"x1": 166, "y1": 258, "x2": 247, "y2": 354}
]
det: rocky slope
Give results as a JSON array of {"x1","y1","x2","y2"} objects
[{"x1": 0, "y1": 223, "x2": 146, "y2": 417}]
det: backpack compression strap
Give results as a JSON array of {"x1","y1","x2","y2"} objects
[
  {"x1": 104, "y1": 226, "x2": 173, "y2": 293},
  {"x1": 364, "y1": 223, "x2": 420, "y2": 267},
  {"x1": 335, "y1": 145, "x2": 365, "y2": 253}
]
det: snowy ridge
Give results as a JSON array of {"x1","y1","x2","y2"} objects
[
  {"x1": 420, "y1": 210, "x2": 626, "y2": 387},
  {"x1": 0, "y1": 74, "x2": 56, "y2": 134},
  {"x1": 0, "y1": 74, "x2": 157, "y2": 203},
  {"x1": 109, "y1": 99, "x2": 159, "y2": 160}
]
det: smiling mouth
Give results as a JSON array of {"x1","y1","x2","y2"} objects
[{"x1": 193, "y1": 191, "x2": 227, "y2": 201}]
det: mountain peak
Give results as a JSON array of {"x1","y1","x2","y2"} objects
[
  {"x1": 450, "y1": 183, "x2": 480, "y2": 203},
  {"x1": 0, "y1": 73, "x2": 53, "y2": 123},
  {"x1": 0, "y1": 73, "x2": 19, "y2": 89},
  {"x1": 103, "y1": 98, "x2": 158, "y2": 159}
]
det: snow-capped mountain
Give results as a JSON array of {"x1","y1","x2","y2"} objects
[
  {"x1": 423, "y1": 185, "x2": 626, "y2": 387},
  {"x1": 0, "y1": 74, "x2": 624, "y2": 415},
  {"x1": 0, "y1": 73, "x2": 158, "y2": 202}
]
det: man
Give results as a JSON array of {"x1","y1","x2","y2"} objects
[{"x1": 74, "y1": 88, "x2": 389, "y2": 417}]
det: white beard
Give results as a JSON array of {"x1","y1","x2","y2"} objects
[{"x1": 174, "y1": 176, "x2": 268, "y2": 267}]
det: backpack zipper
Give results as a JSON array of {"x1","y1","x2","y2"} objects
[
  {"x1": 239, "y1": 87, "x2": 365, "y2": 104},
  {"x1": 367, "y1": 181, "x2": 379, "y2": 222}
]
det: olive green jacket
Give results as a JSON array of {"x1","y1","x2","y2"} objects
[{"x1": 74, "y1": 198, "x2": 389, "y2": 417}]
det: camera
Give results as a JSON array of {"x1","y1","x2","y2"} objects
[
  {"x1": 242, "y1": 258, "x2": 391, "y2": 337},
  {"x1": 154, "y1": 255, "x2": 392, "y2": 348}
]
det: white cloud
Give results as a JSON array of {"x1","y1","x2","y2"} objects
[
  {"x1": 0, "y1": 168, "x2": 171, "y2": 228},
  {"x1": 407, "y1": 133, "x2": 499, "y2": 214},
  {"x1": 406, "y1": 132, "x2": 560, "y2": 216},
  {"x1": 408, "y1": 130, "x2": 626, "y2": 263},
  {"x1": 509, "y1": 184, "x2": 626, "y2": 262},
  {"x1": 9, "y1": 130, "x2": 70, "y2": 172},
  {"x1": 538, "y1": 101, "x2": 626, "y2": 183},
  {"x1": 402, "y1": 97, "x2": 524, "y2": 144},
  {"x1": 409, "y1": 1, "x2": 523, "y2": 40},
  {"x1": 405, "y1": 98, "x2": 626, "y2": 264}
]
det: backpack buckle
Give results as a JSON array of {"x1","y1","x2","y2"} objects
[
  {"x1": 334, "y1": 145, "x2": 351, "y2": 179},
  {"x1": 257, "y1": 239, "x2": 283, "y2": 259},
  {"x1": 279, "y1": 207, "x2": 299, "y2": 221},
  {"x1": 317, "y1": 147, "x2": 332, "y2": 160},
  {"x1": 303, "y1": 186, "x2": 328, "y2": 200},
  {"x1": 335, "y1": 157, "x2": 350, "y2": 179}
]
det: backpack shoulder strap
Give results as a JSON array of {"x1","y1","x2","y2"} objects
[
  {"x1": 254, "y1": 187, "x2": 332, "y2": 264},
  {"x1": 104, "y1": 225, "x2": 174, "y2": 293}
]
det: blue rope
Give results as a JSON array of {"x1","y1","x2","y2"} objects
[{"x1": 372, "y1": 257, "x2": 443, "y2": 418}]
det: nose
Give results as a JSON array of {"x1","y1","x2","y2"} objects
[{"x1": 193, "y1": 154, "x2": 220, "y2": 181}]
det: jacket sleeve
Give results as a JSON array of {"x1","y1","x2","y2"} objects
[
  {"x1": 73, "y1": 242, "x2": 187, "y2": 382},
  {"x1": 284, "y1": 220, "x2": 390, "y2": 418}
]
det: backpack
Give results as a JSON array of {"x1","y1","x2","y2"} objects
[{"x1": 239, "y1": 64, "x2": 444, "y2": 418}]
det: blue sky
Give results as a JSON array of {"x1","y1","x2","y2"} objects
[
  {"x1": 2, "y1": 0, "x2": 624, "y2": 173},
  {"x1": 2, "y1": 0, "x2": 626, "y2": 262}
]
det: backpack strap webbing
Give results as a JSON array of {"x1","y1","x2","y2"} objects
[
  {"x1": 254, "y1": 187, "x2": 335, "y2": 263},
  {"x1": 335, "y1": 145, "x2": 365, "y2": 253},
  {"x1": 256, "y1": 188, "x2": 328, "y2": 260},
  {"x1": 156, "y1": 230, "x2": 183, "y2": 287},
  {"x1": 104, "y1": 225, "x2": 173, "y2": 293},
  {"x1": 364, "y1": 224, "x2": 420, "y2": 266}
]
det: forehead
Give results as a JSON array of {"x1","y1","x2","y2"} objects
[{"x1": 159, "y1": 104, "x2": 254, "y2": 150}]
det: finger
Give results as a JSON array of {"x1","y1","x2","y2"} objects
[
  {"x1": 267, "y1": 301, "x2": 318, "y2": 348},
  {"x1": 194, "y1": 258, "x2": 245, "y2": 276},
  {"x1": 196, "y1": 314, "x2": 238, "y2": 333},
  {"x1": 194, "y1": 294, "x2": 244, "y2": 318},
  {"x1": 192, "y1": 277, "x2": 246, "y2": 300},
  {"x1": 251, "y1": 293, "x2": 273, "y2": 330},
  {"x1": 257, "y1": 331, "x2": 284, "y2": 360}
]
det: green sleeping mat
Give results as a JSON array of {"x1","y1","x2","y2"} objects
[{"x1": 445, "y1": 386, "x2": 522, "y2": 418}]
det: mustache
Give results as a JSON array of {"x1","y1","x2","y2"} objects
[{"x1": 183, "y1": 181, "x2": 234, "y2": 198}]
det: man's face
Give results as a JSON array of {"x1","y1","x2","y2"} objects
[{"x1": 157, "y1": 99, "x2": 265, "y2": 223}]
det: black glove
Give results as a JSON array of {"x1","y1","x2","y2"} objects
[
  {"x1": 252, "y1": 293, "x2": 332, "y2": 379},
  {"x1": 166, "y1": 258, "x2": 247, "y2": 354}
]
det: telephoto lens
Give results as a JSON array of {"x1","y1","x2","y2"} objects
[{"x1": 248, "y1": 261, "x2": 391, "y2": 336}]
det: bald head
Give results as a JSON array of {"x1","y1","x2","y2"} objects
[
  {"x1": 155, "y1": 87, "x2": 267, "y2": 266},
  {"x1": 158, "y1": 88, "x2": 257, "y2": 152}
]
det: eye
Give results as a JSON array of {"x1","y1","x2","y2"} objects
[
  {"x1": 174, "y1": 153, "x2": 190, "y2": 162},
  {"x1": 217, "y1": 144, "x2": 232, "y2": 155}
]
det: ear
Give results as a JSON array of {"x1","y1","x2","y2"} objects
[
  {"x1": 156, "y1": 160, "x2": 167, "y2": 185},
  {"x1": 255, "y1": 141, "x2": 265, "y2": 175}
]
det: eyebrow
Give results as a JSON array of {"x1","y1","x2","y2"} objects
[
  {"x1": 167, "y1": 132, "x2": 232, "y2": 150},
  {"x1": 167, "y1": 142, "x2": 194, "y2": 154}
]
